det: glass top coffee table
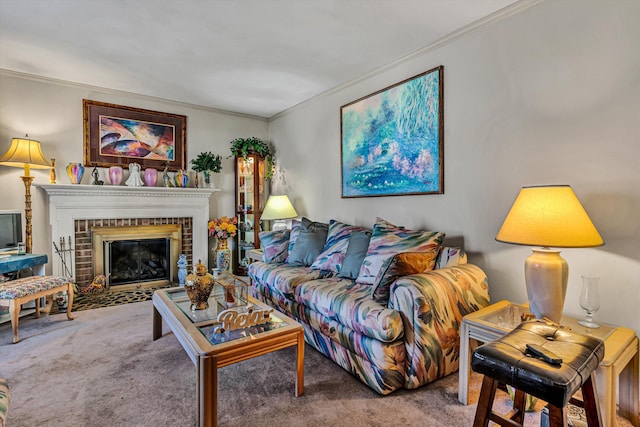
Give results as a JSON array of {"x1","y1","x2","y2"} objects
[{"x1": 152, "y1": 284, "x2": 304, "y2": 427}]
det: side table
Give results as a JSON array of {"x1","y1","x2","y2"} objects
[
  {"x1": 246, "y1": 249, "x2": 263, "y2": 264},
  {"x1": 459, "y1": 300, "x2": 639, "y2": 427}
]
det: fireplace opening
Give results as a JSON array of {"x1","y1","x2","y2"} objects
[
  {"x1": 90, "y1": 224, "x2": 182, "y2": 290},
  {"x1": 105, "y1": 238, "x2": 170, "y2": 286}
]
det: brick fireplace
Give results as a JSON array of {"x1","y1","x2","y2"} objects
[
  {"x1": 75, "y1": 219, "x2": 190, "y2": 289},
  {"x1": 36, "y1": 184, "x2": 218, "y2": 286}
]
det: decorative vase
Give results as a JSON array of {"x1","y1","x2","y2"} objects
[
  {"x1": 175, "y1": 169, "x2": 189, "y2": 187},
  {"x1": 108, "y1": 166, "x2": 123, "y2": 185},
  {"x1": 184, "y1": 260, "x2": 215, "y2": 310},
  {"x1": 144, "y1": 168, "x2": 158, "y2": 187},
  {"x1": 177, "y1": 254, "x2": 188, "y2": 286},
  {"x1": 203, "y1": 170, "x2": 212, "y2": 188},
  {"x1": 214, "y1": 238, "x2": 231, "y2": 272},
  {"x1": 66, "y1": 163, "x2": 85, "y2": 184}
]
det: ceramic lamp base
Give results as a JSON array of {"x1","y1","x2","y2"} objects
[{"x1": 524, "y1": 248, "x2": 568, "y2": 322}]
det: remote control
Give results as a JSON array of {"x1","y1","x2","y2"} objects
[{"x1": 526, "y1": 343, "x2": 563, "y2": 365}]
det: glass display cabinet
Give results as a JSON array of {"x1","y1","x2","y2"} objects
[{"x1": 234, "y1": 153, "x2": 266, "y2": 275}]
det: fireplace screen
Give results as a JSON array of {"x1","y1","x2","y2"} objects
[{"x1": 105, "y1": 238, "x2": 170, "y2": 286}]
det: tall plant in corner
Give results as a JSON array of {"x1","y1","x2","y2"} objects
[
  {"x1": 191, "y1": 151, "x2": 222, "y2": 187},
  {"x1": 229, "y1": 137, "x2": 275, "y2": 180}
]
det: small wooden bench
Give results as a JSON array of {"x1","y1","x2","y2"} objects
[{"x1": 0, "y1": 276, "x2": 74, "y2": 343}]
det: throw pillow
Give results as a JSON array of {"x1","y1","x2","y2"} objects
[
  {"x1": 337, "y1": 230, "x2": 372, "y2": 279},
  {"x1": 371, "y1": 251, "x2": 439, "y2": 304},
  {"x1": 285, "y1": 219, "x2": 302, "y2": 263},
  {"x1": 287, "y1": 218, "x2": 329, "y2": 267},
  {"x1": 356, "y1": 222, "x2": 444, "y2": 285},
  {"x1": 310, "y1": 220, "x2": 368, "y2": 272},
  {"x1": 435, "y1": 247, "x2": 468, "y2": 269},
  {"x1": 258, "y1": 229, "x2": 291, "y2": 263}
]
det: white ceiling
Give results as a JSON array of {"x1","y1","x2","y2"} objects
[{"x1": 0, "y1": 0, "x2": 520, "y2": 118}]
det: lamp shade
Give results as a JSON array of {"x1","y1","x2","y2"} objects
[
  {"x1": 261, "y1": 195, "x2": 298, "y2": 220},
  {"x1": 0, "y1": 136, "x2": 51, "y2": 175},
  {"x1": 496, "y1": 185, "x2": 603, "y2": 248}
]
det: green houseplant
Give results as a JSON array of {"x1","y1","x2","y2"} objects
[
  {"x1": 229, "y1": 137, "x2": 274, "y2": 180},
  {"x1": 191, "y1": 151, "x2": 222, "y2": 187}
]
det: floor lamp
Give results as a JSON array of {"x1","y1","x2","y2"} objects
[
  {"x1": 0, "y1": 135, "x2": 51, "y2": 254},
  {"x1": 496, "y1": 185, "x2": 603, "y2": 322}
]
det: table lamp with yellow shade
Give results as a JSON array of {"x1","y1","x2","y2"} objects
[
  {"x1": 496, "y1": 185, "x2": 603, "y2": 322},
  {"x1": 261, "y1": 195, "x2": 297, "y2": 231},
  {"x1": 0, "y1": 135, "x2": 51, "y2": 254}
]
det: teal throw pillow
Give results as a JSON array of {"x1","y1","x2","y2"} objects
[
  {"x1": 287, "y1": 218, "x2": 329, "y2": 267},
  {"x1": 337, "y1": 230, "x2": 372, "y2": 279}
]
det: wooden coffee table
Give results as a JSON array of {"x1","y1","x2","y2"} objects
[{"x1": 152, "y1": 286, "x2": 304, "y2": 427}]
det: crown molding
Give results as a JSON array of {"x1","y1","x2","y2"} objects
[
  {"x1": 0, "y1": 68, "x2": 268, "y2": 121},
  {"x1": 268, "y1": 0, "x2": 543, "y2": 122}
]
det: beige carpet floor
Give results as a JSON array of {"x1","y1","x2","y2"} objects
[{"x1": 0, "y1": 301, "x2": 635, "y2": 426}]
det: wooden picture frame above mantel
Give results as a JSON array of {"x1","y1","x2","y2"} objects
[{"x1": 83, "y1": 100, "x2": 187, "y2": 171}]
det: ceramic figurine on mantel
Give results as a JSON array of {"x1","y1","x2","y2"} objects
[
  {"x1": 125, "y1": 162, "x2": 144, "y2": 186},
  {"x1": 91, "y1": 166, "x2": 104, "y2": 185},
  {"x1": 162, "y1": 161, "x2": 173, "y2": 187}
]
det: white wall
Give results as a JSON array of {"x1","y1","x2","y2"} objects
[
  {"x1": 268, "y1": 0, "x2": 640, "y2": 337},
  {"x1": 0, "y1": 73, "x2": 268, "y2": 268}
]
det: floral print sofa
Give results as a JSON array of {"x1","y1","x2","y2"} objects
[{"x1": 248, "y1": 217, "x2": 490, "y2": 395}]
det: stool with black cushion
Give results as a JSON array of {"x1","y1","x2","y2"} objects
[{"x1": 471, "y1": 319, "x2": 604, "y2": 427}]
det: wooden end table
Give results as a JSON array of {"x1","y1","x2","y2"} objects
[
  {"x1": 153, "y1": 285, "x2": 304, "y2": 427},
  {"x1": 459, "y1": 300, "x2": 639, "y2": 427}
]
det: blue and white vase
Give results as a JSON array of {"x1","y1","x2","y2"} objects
[
  {"x1": 214, "y1": 238, "x2": 231, "y2": 272},
  {"x1": 177, "y1": 254, "x2": 188, "y2": 286}
]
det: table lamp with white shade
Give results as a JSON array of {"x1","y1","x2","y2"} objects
[
  {"x1": 0, "y1": 135, "x2": 52, "y2": 254},
  {"x1": 495, "y1": 185, "x2": 603, "y2": 322},
  {"x1": 261, "y1": 195, "x2": 297, "y2": 231}
]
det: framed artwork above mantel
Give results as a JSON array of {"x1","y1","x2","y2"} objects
[
  {"x1": 83, "y1": 100, "x2": 187, "y2": 171},
  {"x1": 340, "y1": 66, "x2": 444, "y2": 198}
]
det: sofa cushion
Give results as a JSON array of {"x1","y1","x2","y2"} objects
[
  {"x1": 296, "y1": 277, "x2": 404, "y2": 342},
  {"x1": 371, "y1": 251, "x2": 439, "y2": 304},
  {"x1": 356, "y1": 220, "x2": 444, "y2": 285},
  {"x1": 337, "y1": 230, "x2": 372, "y2": 279},
  {"x1": 310, "y1": 220, "x2": 368, "y2": 273},
  {"x1": 248, "y1": 261, "x2": 332, "y2": 301},
  {"x1": 259, "y1": 229, "x2": 290, "y2": 263}
]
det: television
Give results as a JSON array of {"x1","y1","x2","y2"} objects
[{"x1": 0, "y1": 210, "x2": 23, "y2": 253}]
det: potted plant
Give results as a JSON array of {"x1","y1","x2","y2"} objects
[
  {"x1": 191, "y1": 151, "x2": 222, "y2": 187},
  {"x1": 229, "y1": 137, "x2": 275, "y2": 180}
]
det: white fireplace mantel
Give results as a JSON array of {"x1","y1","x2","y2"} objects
[{"x1": 35, "y1": 184, "x2": 219, "y2": 279}]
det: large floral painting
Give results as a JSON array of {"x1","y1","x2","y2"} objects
[
  {"x1": 341, "y1": 66, "x2": 444, "y2": 198},
  {"x1": 83, "y1": 100, "x2": 186, "y2": 171}
]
